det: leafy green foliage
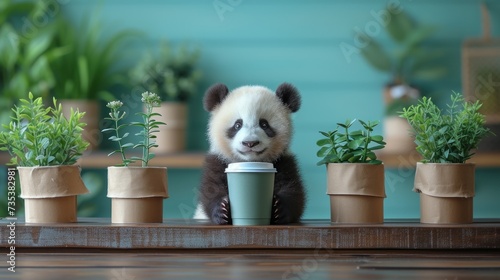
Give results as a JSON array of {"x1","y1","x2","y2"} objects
[
  {"x1": 359, "y1": 10, "x2": 446, "y2": 84},
  {"x1": 0, "y1": 0, "x2": 68, "y2": 129},
  {"x1": 0, "y1": 93, "x2": 89, "y2": 166},
  {"x1": 400, "y1": 92, "x2": 492, "y2": 163},
  {"x1": 102, "y1": 92, "x2": 166, "y2": 167},
  {"x1": 316, "y1": 119, "x2": 386, "y2": 165},
  {"x1": 129, "y1": 42, "x2": 202, "y2": 102},
  {"x1": 50, "y1": 14, "x2": 140, "y2": 101}
]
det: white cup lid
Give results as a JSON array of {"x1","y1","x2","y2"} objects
[{"x1": 225, "y1": 162, "x2": 277, "y2": 173}]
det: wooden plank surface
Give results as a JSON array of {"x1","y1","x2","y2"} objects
[
  {"x1": 1, "y1": 218, "x2": 499, "y2": 250},
  {"x1": 2, "y1": 252, "x2": 500, "y2": 280}
]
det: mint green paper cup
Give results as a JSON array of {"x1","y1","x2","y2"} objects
[{"x1": 226, "y1": 162, "x2": 276, "y2": 225}]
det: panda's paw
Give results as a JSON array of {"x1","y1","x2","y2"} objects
[
  {"x1": 211, "y1": 197, "x2": 232, "y2": 225},
  {"x1": 271, "y1": 195, "x2": 289, "y2": 225}
]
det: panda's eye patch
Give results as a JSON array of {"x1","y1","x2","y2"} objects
[
  {"x1": 234, "y1": 119, "x2": 243, "y2": 130},
  {"x1": 260, "y1": 119, "x2": 276, "y2": 137},
  {"x1": 226, "y1": 119, "x2": 243, "y2": 139}
]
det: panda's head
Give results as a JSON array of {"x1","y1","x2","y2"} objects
[{"x1": 204, "y1": 83, "x2": 301, "y2": 163}]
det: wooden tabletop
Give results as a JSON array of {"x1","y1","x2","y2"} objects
[
  {"x1": 3, "y1": 219, "x2": 500, "y2": 279},
  {"x1": 2, "y1": 218, "x2": 500, "y2": 250},
  {"x1": 2, "y1": 251, "x2": 500, "y2": 280}
]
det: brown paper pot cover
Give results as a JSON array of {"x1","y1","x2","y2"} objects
[
  {"x1": 18, "y1": 166, "x2": 89, "y2": 223},
  {"x1": 326, "y1": 163, "x2": 385, "y2": 223},
  {"x1": 107, "y1": 166, "x2": 168, "y2": 223},
  {"x1": 151, "y1": 102, "x2": 187, "y2": 153},
  {"x1": 414, "y1": 163, "x2": 475, "y2": 224},
  {"x1": 111, "y1": 198, "x2": 164, "y2": 223}
]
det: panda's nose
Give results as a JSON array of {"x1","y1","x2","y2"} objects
[{"x1": 242, "y1": 141, "x2": 260, "y2": 148}]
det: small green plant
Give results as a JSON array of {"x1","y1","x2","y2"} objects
[
  {"x1": 400, "y1": 92, "x2": 492, "y2": 163},
  {"x1": 102, "y1": 91, "x2": 166, "y2": 167},
  {"x1": 0, "y1": 93, "x2": 89, "y2": 166},
  {"x1": 316, "y1": 119, "x2": 386, "y2": 165}
]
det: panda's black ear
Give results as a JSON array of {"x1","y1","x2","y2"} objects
[
  {"x1": 276, "y1": 83, "x2": 301, "y2": 113},
  {"x1": 203, "y1": 83, "x2": 230, "y2": 112}
]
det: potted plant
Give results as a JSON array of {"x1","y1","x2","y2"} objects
[
  {"x1": 358, "y1": 10, "x2": 446, "y2": 154},
  {"x1": 316, "y1": 119, "x2": 386, "y2": 223},
  {"x1": 400, "y1": 92, "x2": 492, "y2": 224},
  {"x1": 0, "y1": 93, "x2": 89, "y2": 223},
  {"x1": 0, "y1": 0, "x2": 67, "y2": 130},
  {"x1": 50, "y1": 15, "x2": 138, "y2": 151},
  {"x1": 102, "y1": 92, "x2": 169, "y2": 223},
  {"x1": 129, "y1": 42, "x2": 201, "y2": 153}
]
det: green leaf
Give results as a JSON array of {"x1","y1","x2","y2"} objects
[
  {"x1": 386, "y1": 11, "x2": 415, "y2": 43},
  {"x1": 121, "y1": 143, "x2": 134, "y2": 148},
  {"x1": 370, "y1": 145, "x2": 385, "y2": 150},
  {"x1": 347, "y1": 139, "x2": 362, "y2": 150},
  {"x1": 316, "y1": 138, "x2": 331, "y2": 146},
  {"x1": 77, "y1": 56, "x2": 89, "y2": 95},
  {"x1": 371, "y1": 135, "x2": 384, "y2": 142},
  {"x1": 359, "y1": 36, "x2": 392, "y2": 72}
]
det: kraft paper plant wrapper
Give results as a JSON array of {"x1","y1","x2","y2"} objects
[
  {"x1": 419, "y1": 194, "x2": 473, "y2": 224},
  {"x1": 414, "y1": 163, "x2": 475, "y2": 198},
  {"x1": 326, "y1": 163, "x2": 385, "y2": 223},
  {"x1": 326, "y1": 163, "x2": 386, "y2": 197},
  {"x1": 111, "y1": 197, "x2": 164, "y2": 223},
  {"x1": 107, "y1": 166, "x2": 168, "y2": 223},
  {"x1": 18, "y1": 166, "x2": 89, "y2": 198},
  {"x1": 415, "y1": 163, "x2": 475, "y2": 224},
  {"x1": 17, "y1": 166, "x2": 87, "y2": 223},
  {"x1": 24, "y1": 196, "x2": 78, "y2": 223},
  {"x1": 107, "y1": 166, "x2": 168, "y2": 198}
]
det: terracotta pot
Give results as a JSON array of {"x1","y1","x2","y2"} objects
[
  {"x1": 326, "y1": 163, "x2": 385, "y2": 223},
  {"x1": 60, "y1": 100, "x2": 101, "y2": 151},
  {"x1": 150, "y1": 102, "x2": 187, "y2": 153},
  {"x1": 383, "y1": 116, "x2": 416, "y2": 154},
  {"x1": 107, "y1": 166, "x2": 169, "y2": 223},
  {"x1": 18, "y1": 166, "x2": 89, "y2": 223},
  {"x1": 414, "y1": 162, "x2": 475, "y2": 224}
]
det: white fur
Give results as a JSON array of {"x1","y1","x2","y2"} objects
[{"x1": 208, "y1": 85, "x2": 292, "y2": 163}]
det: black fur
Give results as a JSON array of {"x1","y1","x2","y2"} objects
[
  {"x1": 199, "y1": 154, "x2": 306, "y2": 225},
  {"x1": 226, "y1": 119, "x2": 242, "y2": 139},
  {"x1": 204, "y1": 83, "x2": 230, "y2": 112},
  {"x1": 276, "y1": 83, "x2": 301, "y2": 112},
  {"x1": 259, "y1": 119, "x2": 276, "y2": 137}
]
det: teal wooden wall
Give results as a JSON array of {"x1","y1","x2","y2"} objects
[{"x1": 32, "y1": 0, "x2": 500, "y2": 219}]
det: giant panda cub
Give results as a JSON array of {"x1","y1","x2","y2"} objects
[{"x1": 196, "y1": 83, "x2": 306, "y2": 225}]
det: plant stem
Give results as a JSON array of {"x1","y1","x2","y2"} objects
[
  {"x1": 361, "y1": 129, "x2": 370, "y2": 162},
  {"x1": 113, "y1": 111, "x2": 128, "y2": 166},
  {"x1": 142, "y1": 105, "x2": 152, "y2": 167}
]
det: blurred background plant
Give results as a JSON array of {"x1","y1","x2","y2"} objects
[
  {"x1": 358, "y1": 9, "x2": 447, "y2": 116},
  {"x1": 127, "y1": 42, "x2": 202, "y2": 153},
  {"x1": 0, "y1": 0, "x2": 68, "y2": 130},
  {"x1": 50, "y1": 14, "x2": 139, "y2": 102},
  {"x1": 129, "y1": 41, "x2": 202, "y2": 103}
]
